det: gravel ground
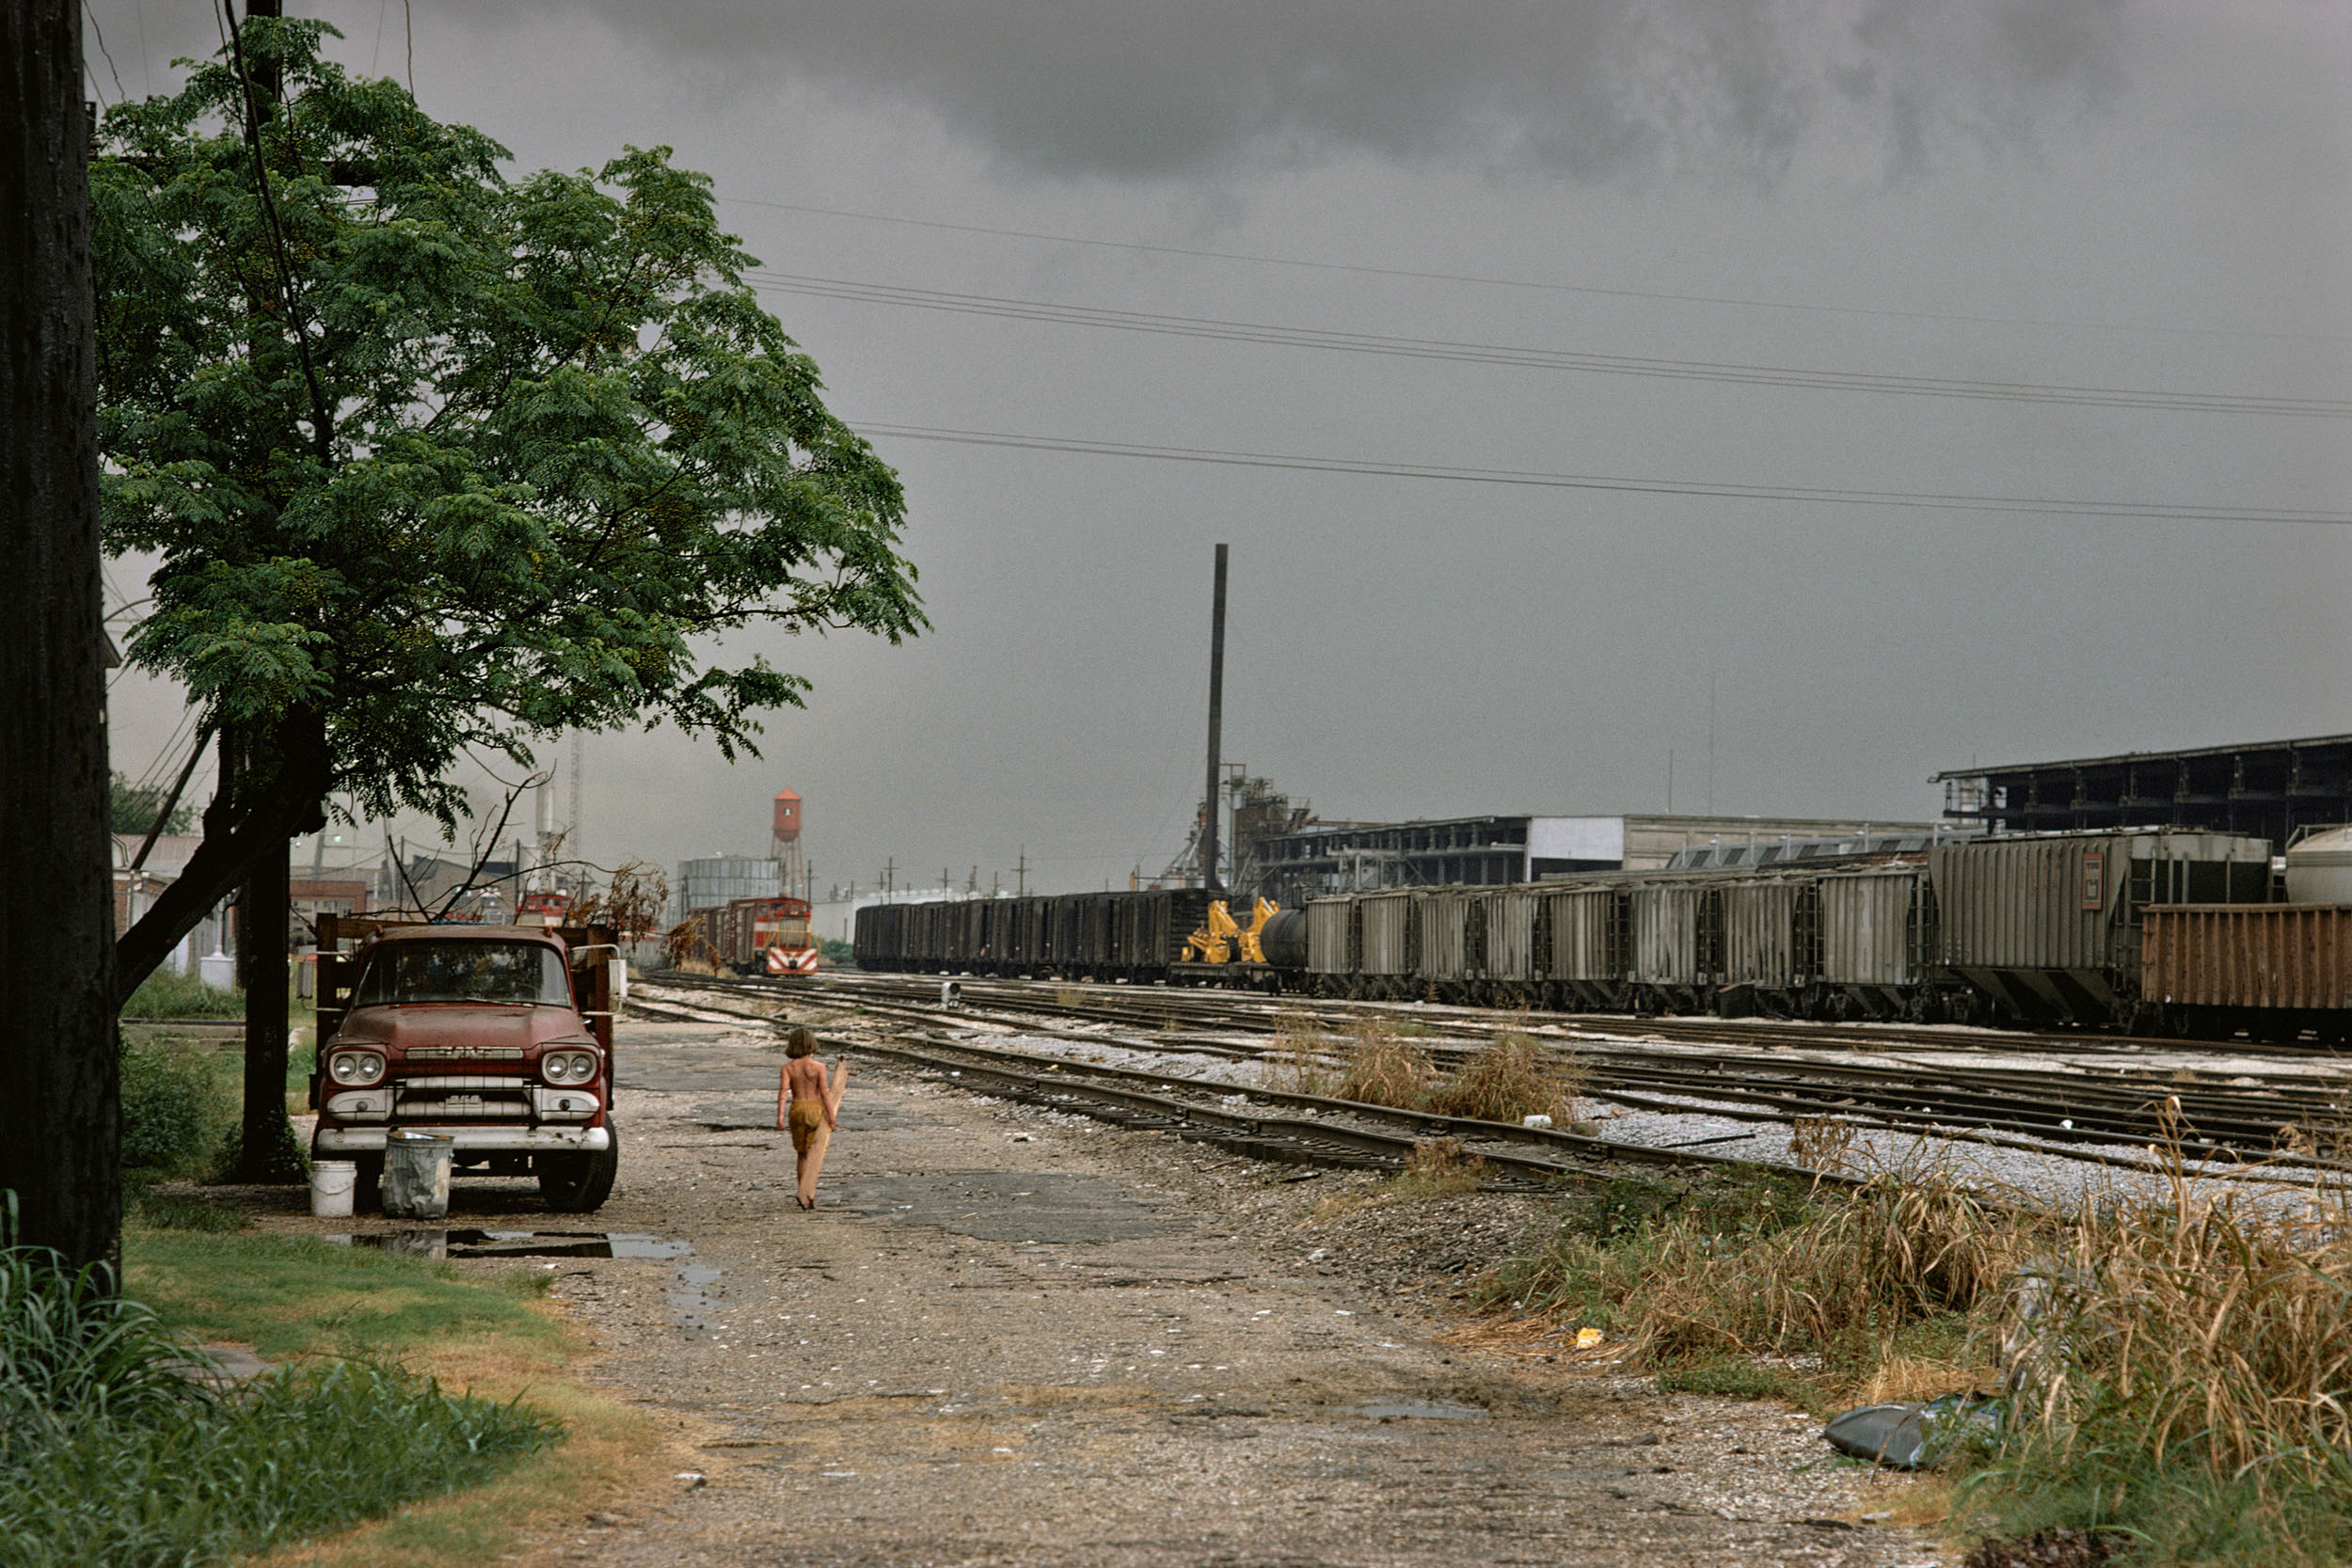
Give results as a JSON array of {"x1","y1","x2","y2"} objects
[{"x1": 252, "y1": 1016, "x2": 1949, "y2": 1566}]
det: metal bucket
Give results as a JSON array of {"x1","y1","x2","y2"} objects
[
  {"x1": 309, "y1": 1159, "x2": 358, "y2": 1218},
  {"x1": 383, "y1": 1131, "x2": 453, "y2": 1219}
]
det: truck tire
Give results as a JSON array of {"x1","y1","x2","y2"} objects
[
  {"x1": 351, "y1": 1152, "x2": 384, "y2": 1214},
  {"x1": 537, "y1": 1121, "x2": 619, "y2": 1213}
]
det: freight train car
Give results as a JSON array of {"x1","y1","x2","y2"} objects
[
  {"x1": 851, "y1": 828, "x2": 2300, "y2": 1034},
  {"x1": 852, "y1": 888, "x2": 1214, "y2": 982},
  {"x1": 2142, "y1": 903, "x2": 2352, "y2": 1043},
  {"x1": 1928, "y1": 829, "x2": 2269, "y2": 1025}
]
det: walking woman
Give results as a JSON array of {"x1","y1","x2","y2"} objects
[{"x1": 776, "y1": 1026, "x2": 850, "y2": 1210}]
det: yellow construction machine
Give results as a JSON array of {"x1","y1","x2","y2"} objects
[{"x1": 1183, "y1": 896, "x2": 1279, "y2": 964}]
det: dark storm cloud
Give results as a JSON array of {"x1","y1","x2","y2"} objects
[{"x1": 499, "y1": 0, "x2": 2128, "y2": 182}]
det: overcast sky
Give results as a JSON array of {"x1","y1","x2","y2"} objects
[{"x1": 91, "y1": 1, "x2": 2352, "y2": 897}]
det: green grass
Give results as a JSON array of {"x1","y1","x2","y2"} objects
[
  {"x1": 1655, "y1": 1355, "x2": 1820, "y2": 1407},
  {"x1": 0, "y1": 1232, "x2": 555, "y2": 1568},
  {"x1": 118, "y1": 1224, "x2": 668, "y2": 1568},
  {"x1": 119, "y1": 970, "x2": 243, "y2": 1020},
  {"x1": 124, "y1": 1229, "x2": 567, "y2": 1368}
]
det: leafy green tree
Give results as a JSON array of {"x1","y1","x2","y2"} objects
[
  {"x1": 95, "y1": 19, "x2": 923, "y2": 997},
  {"x1": 109, "y1": 771, "x2": 194, "y2": 837}
]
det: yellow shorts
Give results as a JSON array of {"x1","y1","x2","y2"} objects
[{"x1": 787, "y1": 1098, "x2": 825, "y2": 1153}]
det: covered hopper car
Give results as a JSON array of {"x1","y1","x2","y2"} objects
[{"x1": 852, "y1": 827, "x2": 2309, "y2": 1034}]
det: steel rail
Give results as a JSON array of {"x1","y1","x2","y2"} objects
[
  {"x1": 646, "y1": 973, "x2": 2350, "y2": 1171},
  {"x1": 826, "y1": 971, "x2": 2348, "y2": 1058},
  {"x1": 771, "y1": 974, "x2": 2338, "y2": 1135},
  {"x1": 631, "y1": 987, "x2": 1860, "y2": 1190}
]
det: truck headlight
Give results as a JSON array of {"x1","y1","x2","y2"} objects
[
  {"x1": 327, "y1": 1051, "x2": 387, "y2": 1086},
  {"x1": 541, "y1": 1050, "x2": 597, "y2": 1085}
]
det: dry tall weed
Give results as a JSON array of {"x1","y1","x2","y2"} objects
[
  {"x1": 2006, "y1": 1155, "x2": 2352, "y2": 1496},
  {"x1": 1631, "y1": 1171, "x2": 2026, "y2": 1370},
  {"x1": 1333, "y1": 1019, "x2": 1435, "y2": 1108},
  {"x1": 1391, "y1": 1138, "x2": 1486, "y2": 1198},
  {"x1": 1424, "y1": 1032, "x2": 1581, "y2": 1124},
  {"x1": 1053, "y1": 985, "x2": 1084, "y2": 1008},
  {"x1": 1266, "y1": 1010, "x2": 1339, "y2": 1096},
  {"x1": 659, "y1": 920, "x2": 717, "y2": 974},
  {"x1": 1788, "y1": 1116, "x2": 1860, "y2": 1175}
]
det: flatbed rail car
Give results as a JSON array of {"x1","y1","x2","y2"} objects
[{"x1": 851, "y1": 828, "x2": 2289, "y2": 1032}]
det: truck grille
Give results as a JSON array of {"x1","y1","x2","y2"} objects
[{"x1": 394, "y1": 1084, "x2": 532, "y2": 1118}]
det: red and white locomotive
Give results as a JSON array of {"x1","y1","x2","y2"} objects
[{"x1": 686, "y1": 894, "x2": 820, "y2": 976}]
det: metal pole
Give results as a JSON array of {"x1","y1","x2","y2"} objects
[{"x1": 1201, "y1": 543, "x2": 1228, "y2": 894}]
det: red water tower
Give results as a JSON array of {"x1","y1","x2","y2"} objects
[{"x1": 771, "y1": 789, "x2": 805, "y2": 900}]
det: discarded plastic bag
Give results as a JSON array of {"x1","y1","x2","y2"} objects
[{"x1": 1821, "y1": 1394, "x2": 2000, "y2": 1469}]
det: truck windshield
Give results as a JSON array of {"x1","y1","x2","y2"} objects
[{"x1": 352, "y1": 942, "x2": 572, "y2": 1006}]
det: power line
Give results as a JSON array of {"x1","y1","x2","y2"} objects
[
  {"x1": 748, "y1": 272, "x2": 2350, "y2": 420},
  {"x1": 720, "y1": 194, "x2": 2341, "y2": 347},
  {"x1": 852, "y1": 420, "x2": 2352, "y2": 528}
]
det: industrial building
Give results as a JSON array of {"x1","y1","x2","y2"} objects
[
  {"x1": 1247, "y1": 812, "x2": 1940, "y2": 908},
  {"x1": 1935, "y1": 733, "x2": 2352, "y2": 847},
  {"x1": 673, "y1": 854, "x2": 784, "y2": 925}
]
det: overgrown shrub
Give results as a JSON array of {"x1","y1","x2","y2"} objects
[
  {"x1": 119, "y1": 1044, "x2": 234, "y2": 1176},
  {"x1": 1485, "y1": 1165, "x2": 2019, "y2": 1393},
  {"x1": 1423, "y1": 1032, "x2": 1581, "y2": 1123},
  {"x1": 0, "y1": 1233, "x2": 555, "y2": 1568},
  {"x1": 1335, "y1": 1020, "x2": 1435, "y2": 1107},
  {"x1": 1961, "y1": 1163, "x2": 2352, "y2": 1565},
  {"x1": 119, "y1": 971, "x2": 241, "y2": 1021},
  {"x1": 1488, "y1": 1134, "x2": 2352, "y2": 1565}
]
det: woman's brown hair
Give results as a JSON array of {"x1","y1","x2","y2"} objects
[{"x1": 785, "y1": 1025, "x2": 818, "y2": 1058}]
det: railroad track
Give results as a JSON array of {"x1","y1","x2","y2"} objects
[
  {"x1": 644, "y1": 972, "x2": 2352, "y2": 1179},
  {"x1": 623, "y1": 987, "x2": 1857, "y2": 1192}
]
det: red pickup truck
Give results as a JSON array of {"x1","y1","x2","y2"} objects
[{"x1": 312, "y1": 916, "x2": 621, "y2": 1212}]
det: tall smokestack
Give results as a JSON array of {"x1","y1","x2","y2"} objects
[{"x1": 1201, "y1": 543, "x2": 1228, "y2": 894}]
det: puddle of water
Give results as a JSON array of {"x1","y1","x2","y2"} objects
[
  {"x1": 1344, "y1": 1399, "x2": 1490, "y2": 1420},
  {"x1": 321, "y1": 1229, "x2": 692, "y2": 1260},
  {"x1": 670, "y1": 1262, "x2": 723, "y2": 1333}
]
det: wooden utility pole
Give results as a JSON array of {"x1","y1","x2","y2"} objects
[{"x1": 0, "y1": 0, "x2": 120, "y2": 1268}]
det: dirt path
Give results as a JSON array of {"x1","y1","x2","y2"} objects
[{"x1": 295, "y1": 1021, "x2": 1945, "y2": 1566}]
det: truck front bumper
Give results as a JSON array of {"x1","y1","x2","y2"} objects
[{"x1": 313, "y1": 1124, "x2": 611, "y2": 1153}]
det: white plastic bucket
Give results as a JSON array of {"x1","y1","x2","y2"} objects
[{"x1": 310, "y1": 1160, "x2": 358, "y2": 1218}]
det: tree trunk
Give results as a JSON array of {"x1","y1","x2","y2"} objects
[
  {"x1": 0, "y1": 2, "x2": 120, "y2": 1270},
  {"x1": 233, "y1": 849, "x2": 302, "y2": 1182},
  {"x1": 114, "y1": 720, "x2": 328, "y2": 1007}
]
